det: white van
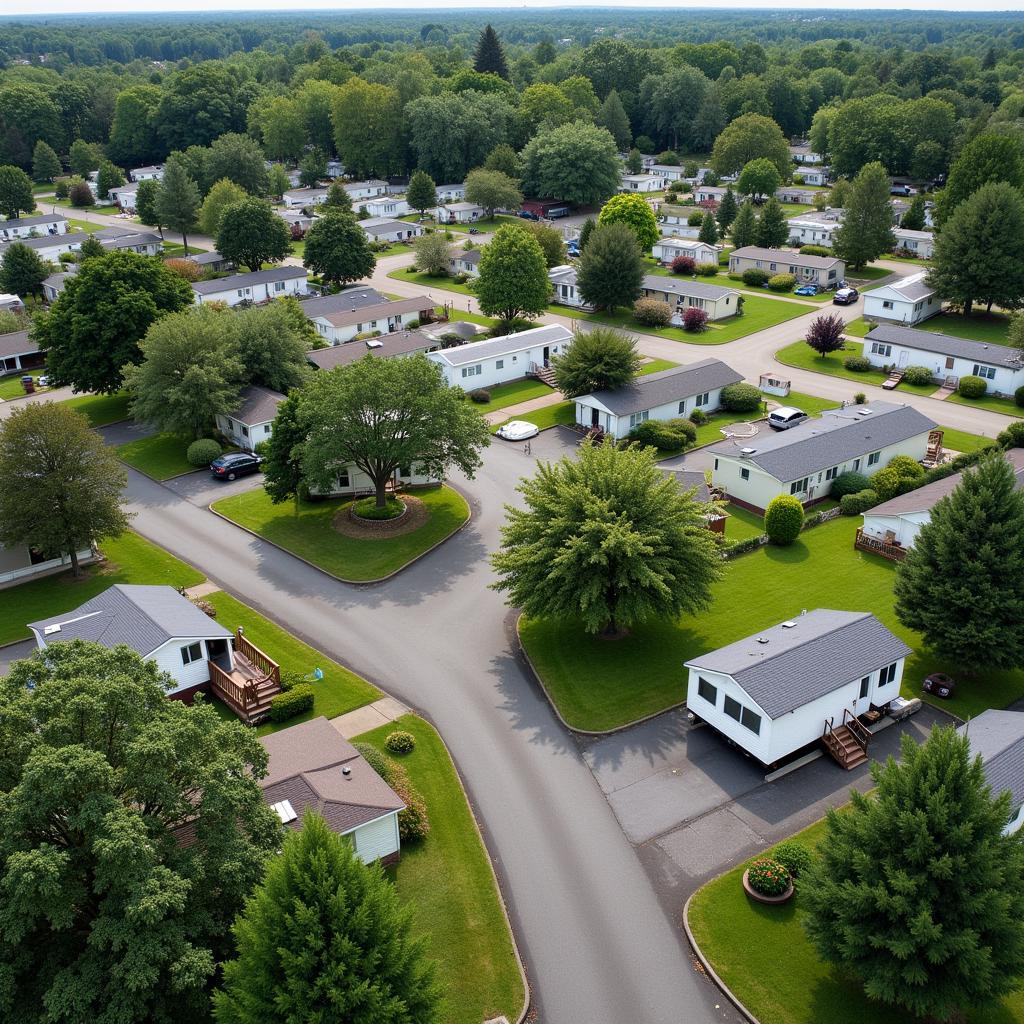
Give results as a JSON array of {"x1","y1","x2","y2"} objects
[{"x1": 768, "y1": 407, "x2": 809, "y2": 431}]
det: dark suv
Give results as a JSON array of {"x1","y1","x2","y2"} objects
[{"x1": 211, "y1": 452, "x2": 262, "y2": 481}]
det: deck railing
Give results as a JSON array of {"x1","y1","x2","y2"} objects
[
  {"x1": 235, "y1": 629, "x2": 280, "y2": 685},
  {"x1": 854, "y1": 527, "x2": 906, "y2": 562},
  {"x1": 209, "y1": 659, "x2": 254, "y2": 710}
]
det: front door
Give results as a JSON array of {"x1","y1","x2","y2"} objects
[
  {"x1": 945, "y1": 356, "x2": 954, "y2": 370},
  {"x1": 591, "y1": 407, "x2": 600, "y2": 427},
  {"x1": 207, "y1": 637, "x2": 229, "y2": 668},
  {"x1": 897, "y1": 350, "x2": 909, "y2": 368},
  {"x1": 854, "y1": 674, "x2": 871, "y2": 715},
  {"x1": 542, "y1": 346, "x2": 550, "y2": 366}
]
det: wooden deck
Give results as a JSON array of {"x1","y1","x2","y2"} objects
[
  {"x1": 854, "y1": 527, "x2": 907, "y2": 562},
  {"x1": 208, "y1": 629, "x2": 282, "y2": 725}
]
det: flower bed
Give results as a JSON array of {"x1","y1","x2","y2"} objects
[{"x1": 743, "y1": 858, "x2": 794, "y2": 904}]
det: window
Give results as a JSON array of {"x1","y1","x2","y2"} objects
[
  {"x1": 264, "y1": 425, "x2": 271, "y2": 434},
  {"x1": 461, "y1": 365, "x2": 482, "y2": 378},
  {"x1": 181, "y1": 642, "x2": 202, "y2": 666},
  {"x1": 853, "y1": 458, "x2": 861, "y2": 472},
  {"x1": 740, "y1": 467, "x2": 750, "y2": 481},
  {"x1": 697, "y1": 677, "x2": 717, "y2": 706},
  {"x1": 628, "y1": 410, "x2": 649, "y2": 428},
  {"x1": 496, "y1": 359, "x2": 504, "y2": 370},
  {"x1": 241, "y1": 426, "x2": 249, "y2": 437},
  {"x1": 871, "y1": 342, "x2": 892, "y2": 357},
  {"x1": 337, "y1": 468, "x2": 350, "y2": 488},
  {"x1": 273, "y1": 281, "x2": 285, "y2": 293},
  {"x1": 225, "y1": 418, "x2": 234, "y2": 430},
  {"x1": 695, "y1": 391, "x2": 710, "y2": 407},
  {"x1": 678, "y1": 400, "x2": 687, "y2": 414},
  {"x1": 879, "y1": 662, "x2": 898, "y2": 686},
  {"x1": 740, "y1": 707, "x2": 761, "y2": 735},
  {"x1": 882, "y1": 300, "x2": 894, "y2": 310},
  {"x1": 859, "y1": 676, "x2": 870, "y2": 699},
  {"x1": 724, "y1": 695, "x2": 742, "y2": 722},
  {"x1": 790, "y1": 477, "x2": 809, "y2": 495},
  {"x1": 973, "y1": 364, "x2": 997, "y2": 380},
  {"x1": 825, "y1": 466, "x2": 838, "y2": 481},
  {"x1": 867, "y1": 451, "x2": 880, "y2": 467}
]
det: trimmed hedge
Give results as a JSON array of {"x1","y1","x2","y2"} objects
[
  {"x1": 633, "y1": 297, "x2": 674, "y2": 327},
  {"x1": 872, "y1": 454, "x2": 925, "y2": 500},
  {"x1": 765, "y1": 494, "x2": 804, "y2": 545},
  {"x1": 268, "y1": 684, "x2": 315, "y2": 722},
  {"x1": 385, "y1": 730, "x2": 416, "y2": 754},
  {"x1": 742, "y1": 268, "x2": 770, "y2": 287},
  {"x1": 695, "y1": 261, "x2": 720, "y2": 276},
  {"x1": 958, "y1": 374, "x2": 987, "y2": 399},
  {"x1": 720, "y1": 382, "x2": 763, "y2": 412},
  {"x1": 843, "y1": 355, "x2": 871, "y2": 372},
  {"x1": 831, "y1": 471, "x2": 871, "y2": 498},
  {"x1": 998, "y1": 421, "x2": 1024, "y2": 449},
  {"x1": 468, "y1": 388, "x2": 491, "y2": 403},
  {"x1": 799, "y1": 244, "x2": 832, "y2": 257},
  {"x1": 767, "y1": 273, "x2": 797, "y2": 292},
  {"x1": 629, "y1": 417, "x2": 696, "y2": 451},
  {"x1": 186, "y1": 438, "x2": 222, "y2": 467},
  {"x1": 840, "y1": 489, "x2": 879, "y2": 515},
  {"x1": 901, "y1": 365, "x2": 934, "y2": 386}
]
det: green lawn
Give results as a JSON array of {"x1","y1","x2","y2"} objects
[
  {"x1": 389, "y1": 268, "x2": 474, "y2": 297},
  {"x1": 53, "y1": 200, "x2": 121, "y2": 216},
  {"x1": 688, "y1": 817, "x2": 1024, "y2": 1024},
  {"x1": 204, "y1": 590, "x2": 379, "y2": 733},
  {"x1": 883, "y1": 253, "x2": 931, "y2": 267},
  {"x1": 640, "y1": 357, "x2": 680, "y2": 375},
  {"x1": 775, "y1": 339, "x2": 938, "y2": 398},
  {"x1": 116, "y1": 432, "x2": 195, "y2": 480},
  {"x1": 162, "y1": 241, "x2": 208, "y2": 258},
  {"x1": 63, "y1": 391, "x2": 130, "y2": 427},
  {"x1": 520, "y1": 514, "x2": 1024, "y2": 731},
  {"x1": 940, "y1": 426, "x2": 998, "y2": 455},
  {"x1": 946, "y1": 390, "x2": 1023, "y2": 420},
  {"x1": 847, "y1": 265, "x2": 892, "y2": 282},
  {"x1": 722, "y1": 502, "x2": 766, "y2": 542},
  {"x1": 491, "y1": 399, "x2": 575, "y2": 435},
  {"x1": 65, "y1": 217, "x2": 106, "y2": 234},
  {"x1": 0, "y1": 531, "x2": 204, "y2": 645},
  {"x1": 356, "y1": 715, "x2": 525, "y2": 1024},
  {"x1": 211, "y1": 485, "x2": 470, "y2": 583},
  {"x1": 0, "y1": 371, "x2": 44, "y2": 400},
  {"x1": 916, "y1": 311, "x2": 1012, "y2": 346},
  {"x1": 841, "y1": 318, "x2": 871, "y2": 338},
  {"x1": 471, "y1": 377, "x2": 554, "y2": 414}
]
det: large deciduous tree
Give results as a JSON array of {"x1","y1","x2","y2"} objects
[
  {"x1": 831, "y1": 161, "x2": 895, "y2": 270},
  {"x1": 331, "y1": 79, "x2": 404, "y2": 179},
  {"x1": 107, "y1": 84, "x2": 162, "y2": 168},
  {"x1": 302, "y1": 210, "x2": 376, "y2": 289},
  {"x1": 473, "y1": 23, "x2": 510, "y2": 80},
  {"x1": 520, "y1": 122, "x2": 621, "y2": 209},
  {"x1": 198, "y1": 177, "x2": 248, "y2": 238},
  {"x1": 298, "y1": 355, "x2": 490, "y2": 509},
  {"x1": 96, "y1": 159, "x2": 125, "y2": 201},
  {"x1": 406, "y1": 170, "x2": 437, "y2": 218},
  {"x1": 934, "y1": 134, "x2": 1024, "y2": 227},
  {"x1": 413, "y1": 232, "x2": 452, "y2": 276},
  {"x1": 464, "y1": 168, "x2": 522, "y2": 220},
  {"x1": 0, "y1": 242, "x2": 48, "y2": 302},
  {"x1": 474, "y1": 224, "x2": 550, "y2": 325},
  {"x1": 31, "y1": 140, "x2": 62, "y2": 183},
  {"x1": 0, "y1": 165, "x2": 34, "y2": 220},
  {"x1": 215, "y1": 197, "x2": 292, "y2": 272},
  {"x1": 737, "y1": 157, "x2": 782, "y2": 201},
  {"x1": 32, "y1": 250, "x2": 193, "y2": 394},
  {"x1": 214, "y1": 811, "x2": 441, "y2": 1024},
  {"x1": 804, "y1": 727, "x2": 1024, "y2": 1021},
  {"x1": 551, "y1": 327, "x2": 641, "y2": 397},
  {"x1": 576, "y1": 222, "x2": 644, "y2": 313},
  {"x1": 491, "y1": 440, "x2": 724, "y2": 635},
  {"x1": 597, "y1": 193, "x2": 660, "y2": 252},
  {"x1": 927, "y1": 182, "x2": 1024, "y2": 318},
  {"x1": 205, "y1": 132, "x2": 270, "y2": 196},
  {"x1": 155, "y1": 155, "x2": 201, "y2": 255},
  {"x1": 0, "y1": 641, "x2": 282, "y2": 1021},
  {"x1": 235, "y1": 301, "x2": 313, "y2": 392},
  {"x1": 894, "y1": 452, "x2": 1024, "y2": 671},
  {"x1": 711, "y1": 113, "x2": 791, "y2": 178}
]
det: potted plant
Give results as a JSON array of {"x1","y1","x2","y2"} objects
[{"x1": 742, "y1": 856, "x2": 794, "y2": 904}]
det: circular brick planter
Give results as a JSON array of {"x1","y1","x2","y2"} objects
[
  {"x1": 349, "y1": 499, "x2": 408, "y2": 527},
  {"x1": 742, "y1": 868, "x2": 794, "y2": 905}
]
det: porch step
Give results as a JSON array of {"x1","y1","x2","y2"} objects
[
  {"x1": 823, "y1": 724, "x2": 868, "y2": 770},
  {"x1": 534, "y1": 365, "x2": 557, "y2": 387}
]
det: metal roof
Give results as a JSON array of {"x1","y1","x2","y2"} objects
[
  {"x1": 730, "y1": 246, "x2": 843, "y2": 270},
  {"x1": 0, "y1": 329, "x2": 38, "y2": 359},
  {"x1": 0, "y1": 213, "x2": 68, "y2": 231},
  {"x1": 641, "y1": 275, "x2": 739, "y2": 301},
  {"x1": 579, "y1": 358, "x2": 743, "y2": 417},
  {"x1": 0, "y1": 232, "x2": 86, "y2": 254},
  {"x1": 233, "y1": 385, "x2": 285, "y2": 425},
  {"x1": 28, "y1": 584, "x2": 231, "y2": 657},
  {"x1": 191, "y1": 266, "x2": 308, "y2": 295},
  {"x1": 686, "y1": 609, "x2": 912, "y2": 719},
  {"x1": 707, "y1": 402, "x2": 936, "y2": 483},
  {"x1": 315, "y1": 296, "x2": 431, "y2": 329},
  {"x1": 308, "y1": 330, "x2": 438, "y2": 370},
  {"x1": 300, "y1": 287, "x2": 384, "y2": 318},
  {"x1": 958, "y1": 711, "x2": 1024, "y2": 814},
  {"x1": 865, "y1": 324, "x2": 1023, "y2": 369},
  {"x1": 429, "y1": 323, "x2": 571, "y2": 367},
  {"x1": 358, "y1": 219, "x2": 408, "y2": 235}
]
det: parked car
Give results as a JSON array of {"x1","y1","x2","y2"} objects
[
  {"x1": 37, "y1": 374, "x2": 51, "y2": 387},
  {"x1": 832, "y1": 286, "x2": 859, "y2": 305},
  {"x1": 468, "y1": 227, "x2": 481, "y2": 235},
  {"x1": 793, "y1": 284, "x2": 819, "y2": 296},
  {"x1": 495, "y1": 420, "x2": 540, "y2": 441},
  {"x1": 890, "y1": 184, "x2": 916, "y2": 196},
  {"x1": 768, "y1": 407, "x2": 809, "y2": 431},
  {"x1": 566, "y1": 242, "x2": 580, "y2": 258},
  {"x1": 923, "y1": 672, "x2": 955, "y2": 699},
  {"x1": 518, "y1": 210, "x2": 540, "y2": 221},
  {"x1": 210, "y1": 452, "x2": 262, "y2": 481}
]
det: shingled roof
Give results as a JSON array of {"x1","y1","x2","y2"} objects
[
  {"x1": 958, "y1": 711, "x2": 1024, "y2": 815},
  {"x1": 580, "y1": 358, "x2": 743, "y2": 417},
  {"x1": 866, "y1": 323, "x2": 1024, "y2": 369}
]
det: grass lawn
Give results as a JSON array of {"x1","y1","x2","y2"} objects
[
  {"x1": 211, "y1": 485, "x2": 469, "y2": 582},
  {"x1": 883, "y1": 253, "x2": 930, "y2": 267},
  {"x1": 687, "y1": 817, "x2": 1024, "y2": 1024},
  {"x1": 722, "y1": 502, "x2": 765, "y2": 542},
  {"x1": 640, "y1": 357, "x2": 680, "y2": 374},
  {"x1": 65, "y1": 217, "x2": 106, "y2": 234},
  {"x1": 847, "y1": 265, "x2": 891, "y2": 282},
  {"x1": 162, "y1": 242, "x2": 208, "y2": 258},
  {"x1": 946, "y1": 390, "x2": 1023, "y2": 420},
  {"x1": 491, "y1": 399, "x2": 575, "y2": 435},
  {"x1": 470, "y1": 377, "x2": 554, "y2": 414},
  {"x1": 916, "y1": 311, "x2": 1012, "y2": 346},
  {"x1": 63, "y1": 391, "x2": 130, "y2": 427},
  {"x1": 356, "y1": 715, "x2": 525, "y2": 1024},
  {"x1": 775, "y1": 339, "x2": 938, "y2": 398},
  {"x1": 204, "y1": 590, "x2": 380, "y2": 733},
  {"x1": 53, "y1": 200, "x2": 121, "y2": 216},
  {"x1": 0, "y1": 370, "x2": 45, "y2": 399},
  {"x1": 0, "y1": 531, "x2": 203, "y2": 646},
  {"x1": 116, "y1": 432, "x2": 195, "y2": 480},
  {"x1": 841, "y1": 318, "x2": 871, "y2": 338},
  {"x1": 388, "y1": 268, "x2": 474, "y2": 297},
  {"x1": 289, "y1": 239, "x2": 305, "y2": 259},
  {"x1": 520, "y1": 514, "x2": 1024, "y2": 731}
]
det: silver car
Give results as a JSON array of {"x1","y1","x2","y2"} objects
[{"x1": 768, "y1": 407, "x2": 809, "y2": 431}]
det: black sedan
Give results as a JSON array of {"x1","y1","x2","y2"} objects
[
  {"x1": 832, "y1": 286, "x2": 859, "y2": 305},
  {"x1": 210, "y1": 452, "x2": 262, "y2": 481}
]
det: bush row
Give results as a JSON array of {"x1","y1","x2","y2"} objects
[
  {"x1": 354, "y1": 741, "x2": 430, "y2": 842},
  {"x1": 268, "y1": 684, "x2": 315, "y2": 723}
]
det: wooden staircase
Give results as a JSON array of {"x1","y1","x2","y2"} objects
[
  {"x1": 535, "y1": 365, "x2": 557, "y2": 387},
  {"x1": 822, "y1": 711, "x2": 870, "y2": 770},
  {"x1": 208, "y1": 629, "x2": 283, "y2": 725}
]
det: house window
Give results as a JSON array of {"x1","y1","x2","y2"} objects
[
  {"x1": 880, "y1": 662, "x2": 898, "y2": 686},
  {"x1": 273, "y1": 281, "x2": 285, "y2": 292},
  {"x1": 461, "y1": 365, "x2": 482, "y2": 378},
  {"x1": 695, "y1": 392, "x2": 710, "y2": 407},
  {"x1": 337, "y1": 468, "x2": 350, "y2": 488},
  {"x1": 628, "y1": 410, "x2": 649, "y2": 428},
  {"x1": 853, "y1": 458, "x2": 861, "y2": 471},
  {"x1": 740, "y1": 468, "x2": 750, "y2": 480},
  {"x1": 859, "y1": 676, "x2": 870, "y2": 699},
  {"x1": 225, "y1": 418, "x2": 234, "y2": 430},
  {"x1": 790, "y1": 477, "x2": 809, "y2": 495},
  {"x1": 264, "y1": 425, "x2": 271, "y2": 434},
  {"x1": 724, "y1": 695, "x2": 742, "y2": 722},
  {"x1": 697, "y1": 677, "x2": 717, "y2": 706},
  {"x1": 678, "y1": 400, "x2": 687, "y2": 414},
  {"x1": 181, "y1": 641, "x2": 202, "y2": 666},
  {"x1": 825, "y1": 466, "x2": 838, "y2": 481},
  {"x1": 868, "y1": 451, "x2": 880, "y2": 467},
  {"x1": 496, "y1": 359, "x2": 504, "y2": 370},
  {"x1": 241, "y1": 426, "x2": 249, "y2": 437},
  {"x1": 871, "y1": 342, "x2": 892, "y2": 357},
  {"x1": 882, "y1": 300, "x2": 894, "y2": 310},
  {"x1": 741, "y1": 707, "x2": 761, "y2": 735},
  {"x1": 973, "y1": 364, "x2": 997, "y2": 380}
]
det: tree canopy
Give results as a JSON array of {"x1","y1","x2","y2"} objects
[
  {"x1": 464, "y1": 168, "x2": 522, "y2": 219},
  {"x1": 551, "y1": 327, "x2": 641, "y2": 398},
  {"x1": 711, "y1": 113, "x2": 790, "y2": 178},
  {"x1": 831, "y1": 161, "x2": 896, "y2": 270},
  {"x1": 520, "y1": 122, "x2": 621, "y2": 209},
  {"x1": 302, "y1": 210, "x2": 376, "y2": 288},
  {"x1": 597, "y1": 193, "x2": 660, "y2": 252},
  {"x1": 474, "y1": 224, "x2": 550, "y2": 325},
  {"x1": 576, "y1": 222, "x2": 644, "y2": 313},
  {"x1": 215, "y1": 197, "x2": 292, "y2": 272}
]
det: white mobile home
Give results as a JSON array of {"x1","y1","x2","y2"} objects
[
  {"x1": 449, "y1": 248, "x2": 482, "y2": 277},
  {"x1": 549, "y1": 264, "x2": 588, "y2": 309},
  {"x1": 651, "y1": 237, "x2": 719, "y2": 265},
  {"x1": 795, "y1": 166, "x2": 829, "y2": 186},
  {"x1": 345, "y1": 179, "x2": 388, "y2": 201},
  {"x1": 107, "y1": 182, "x2": 140, "y2": 212},
  {"x1": 655, "y1": 204, "x2": 701, "y2": 238},
  {"x1": 282, "y1": 186, "x2": 329, "y2": 209},
  {"x1": 215, "y1": 385, "x2": 284, "y2": 451},
  {"x1": 693, "y1": 185, "x2": 729, "y2": 205},
  {"x1": 862, "y1": 273, "x2": 939, "y2": 327},
  {"x1": 308, "y1": 296, "x2": 434, "y2": 346},
  {"x1": 957, "y1": 711, "x2": 1024, "y2": 835},
  {"x1": 686, "y1": 610, "x2": 910, "y2": 767},
  {"x1": 786, "y1": 209, "x2": 842, "y2": 248},
  {"x1": 708, "y1": 402, "x2": 937, "y2": 513},
  {"x1": 728, "y1": 246, "x2": 845, "y2": 288},
  {"x1": 640, "y1": 275, "x2": 741, "y2": 322},
  {"x1": 649, "y1": 164, "x2": 686, "y2": 183},
  {"x1": 308, "y1": 329, "x2": 443, "y2": 371},
  {"x1": 0, "y1": 213, "x2": 69, "y2": 241},
  {"x1": 891, "y1": 228, "x2": 935, "y2": 259},
  {"x1": 191, "y1": 267, "x2": 309, "y2": 307},
  {"x1": 427, "y1": 323, "x2": 571, "y2": 390},
  {"x1": 0, "y1": 330, "x2": 44, "y2": 373},
  {"x1": 358, "y1": 218, "x2": 423, "y2": 244},
  {"x1": 574, "y1": 358, "x2": 742, "y2": 440},
  {"x1": 789, "y1": 144, "x2": 823, "y2": 165},
  {"x1": 129, "y1": 164, "x2": 164, "y2": 182},
  {"x1": 436, "y1": 183, "x2": 467, "y2": 202},
  {"x1": 0, "y1": 231, "x2": 86, "y2": 264},
  {"x1": 0, "y1": 542, "x2": 95, "y2": 588},
  {"x1": 620, "y1": 173, "x2": 663, "y2": 193},
  {"x1": 435, "y1": 202, "x2": 485, "y2": 224},
  {"x1": 363, "y1": 195, "x2": 411, "y2": 218}
]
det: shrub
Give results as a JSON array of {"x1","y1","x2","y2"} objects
[
  {"x1": 764, "y1": 494, "x2": 804, "y2": 545},
  {"x1": 901, "y1": 365, "x2": 934, "y2": 387},
  {"x1": 1016, "y1": 385, "x2": 1024, "y2": 409},
  {"x1": 186, "y1": 438, "x2": 222, "y2": 467},
  {"x1": 772, "y1": 841, "x2": 813, "y2": 889},
  {"x1": 831, "y1": 471, "x2": 871, "y2": 498},
  {"x1": 54, "y1": 179, "x2": 70, "y2": 200},
  {"x1": 727, "y1": 272, "x2": 744, "y2": 282},
  {"x1": 767, "y1": 273, "x2": 797, "y2": 292},
  {"x1": 689, "y1": 408, "x2": 709, "y2": 426},
  {"x1": 633, "y1": 297, "x2": 674, "y2": 327},
  {"x1": 267, "y1": 684, "x2": 314, "y2": 723},
  {"x1": 958, "y1": 374, "x2": 987, "y2": 399},
  {"x1": 998, "y1": 421, "x2": 1024, "y2": 449},
  {"x1": 629, "y1": 418, "x2": 694, "y2": 451},
  {"x1": 681, "y1": 306, "x2": 709, "y2": 332},
  {"x1": 163, "y1": 257, "x2": 203, "y2": 282},
  {"x1": 671, "y1": 255, "x2": 696, "y2": 275},
  {"x1": 687, "y1": 210, "x2": 705, "y2": 227},
  {"x1": 742, "y1": 268, "x2": 770, "y2": 287},
  {"x1": 871, "y1": 460, "x2": 924, "y2": 501},
  {"x1": 468, "y1": 388, "x2": 491, "y2": 404},
  {"x1": 840, "y1": 488, "x2": 879, "y2": 515},
  {"x1": 747, "y1": 857, "x2": 791, "y2": 897},
  {"x1": 720, "y1": 382, "x2": 763, "y2": 412},
  {"x1": 352, "y1": 496, "x2": 405, "y2": 520},
  {"x1": 385, "y1": 730, "x2": 416, "y2": 754},
  {"x1": 799, "y1": 244, "x2": 832, "y2": 257},
  {"x1": 665, "y1": 417, "x2": 697, "y2": 444},
  {"x1": 452, "y1": 272, "x2": 470, "y2": 284},
  {"x1": 252, "y1": 439, "x2": 270, "y2": 457},
  {"x1": 854, "y1": 392, "x2": 867, "y2": 404},
  {"x1": 695, "y1": 261, "x2": 720, "y2": 276},
  {"x1": 69, "y1": 180, "x2": 94, "y2": 207},
  {"x1": 352, "y1": 742, "x2": 430, "y2": 842},
  {"x1": 278, "y1": 670, "x2": 305, "y2": 692},
  {"x1": 724, "y1": 535, "x2": 767, "y2": 558},
  {"x1": 843, "y1": 354, "x2": 870, "y2": 372}
]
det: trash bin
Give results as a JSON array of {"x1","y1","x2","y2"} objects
[{"x1": 21, "y1": 375, "x2": 34, "y2": 394}]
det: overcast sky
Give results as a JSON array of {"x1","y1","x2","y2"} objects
[{"x1": 3, "y1": 1, "x2": 1023, "y2": 16}]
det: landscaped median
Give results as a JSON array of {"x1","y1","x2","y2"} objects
[
  {"x1": 210, "y1": 484, "x2": 470, "y2": 583},
  {"x1": 116, "y1": 432, "x2": 198, "y2": 479}
]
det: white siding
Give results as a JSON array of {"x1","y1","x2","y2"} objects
[
  {"x1": 0, "y1": 546, "x2": 95, "y2": 587},
  {"x1": 576, "y1": 386, "x2": 728, "y2": 440},
  {"x1": 862, "y1": 292, "x2": 940, "y2": 327},
  {"x1": 310, "y1": 463, "x2": 439, "y2": 497},
  {"x1": 353, "y1": 812, "x2": 401, "y2": 863},
  {"x1": 312, "y1": 309, "x2": 420, "y2": 345},
  {"x1": 430, "y1": 341, "x2": 568, "y2": 391},
  {"x1": 194, "y1": 276, "x2": 308, "y2": 307},
  {"x1": 136, "y1": 636, "x2": 232, "y2": 695},
  {"x1": 860, "y1": 509, "x2": 930, "y2": 548},
  {"x1": 216, "y1": 414, "x2": 274, "y2": 451},
  {"x1": 862, "y1": 337, "x2": 1024, "y2": 393}
]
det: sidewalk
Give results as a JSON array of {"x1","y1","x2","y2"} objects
[
  {"x1": 331, "y1": 696, "x2": 409, "y2": 738},
  {"x1": 485, "y1": 391, "x2": 564, "y2": 425}
]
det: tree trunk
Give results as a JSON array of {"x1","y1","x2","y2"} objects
[
  {"x1": 69, "y1": 546, "x2": 81, "y2": 578},
  {"x1": 964, "y1": 298, "x2": 973, "y2": 317},
  {"x1": 181, "y1": 231, "x2": 189, "y2": 256},
  {"x1": 375, "y1": 476, "x2": 388, "y2": 509}
]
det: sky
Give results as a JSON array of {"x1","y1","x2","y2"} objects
[{"x1": 4, "y1": 0, "x2": 1024, "y2": 14}]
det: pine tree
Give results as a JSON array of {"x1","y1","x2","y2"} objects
[
  {"x1": 31, "y1": 140, "x2": 62, "y2": 183},
  {"x1": 155, "y1": 156, "x2": 201, "y2": 256},
  {"x1": 729, "y1": 200, "x2": 758, "y2": 247},
  {"x1": 597, "y1": 90, "x2": 632, "y2": 151},
  {"x1": 323, "y1": 180, "x2": 353, "y2": 213},
  {"x1": 577, "y1": 217, "x2": 596, "y2": 252},
  {"x1": 901, "y1": 194, "x2": 927, "y2": 232},
  {"x1": 698, "y1": 211, "x2": 719, "y2": 244},
  {"x1": 626, "y1": 148, "x2": 643, "y2": 174},
  {"x1": 754, "y1": 197, "x2": 788, "y2": 248},
  {"x1": 716, "y1": 187, "x2": 738, "y2": 233},
  {"x1": 831, "y1": 161, "x2": 896, "y2": 270},
  {"x1": 576, "y1": 222, "x2": 644, "y2": 312},
  {"x1": 804, "y1": 727, "x2": 1024, "y2": 1021},
  {"x1": 473, "y1": 24, "x2": 510, "y2": 81},
  {"x1": 894, "y1": 453, "x2": 1024, "y2": 670},
  {"x1": 406, "y1": 170, "x2": 437, "y2": 217},
  {"x1": 0, "y1": 243, "x2": 47, "y2": 302}
]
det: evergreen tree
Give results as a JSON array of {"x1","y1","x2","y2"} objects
[
  {"x1": 894, "y1": 453, "x2": 1024, "y2": 670},
  {"x1": 406, "y1": 169, "x2": 437, "y2": 217},
  {"x1": 576, "y1": 222, "x2": 644, "y2": 312},
  {"x1": 551, "y1": 326, "x2": 641, "y2": 397},
  {"x1": 698, "y1": 211, "x2": 719, "y2": 244},
  {"x1": 901, "y1": 194, "x2": 927, "y2": 232},
  {"x1": 473, "y1": 24, "x2": 510, "y2": 81},
  {"x1": 730, "y1": 199, "x2": 758, "y2": 247},
  {"x1": 298, "y1": 148, "x2": 328, "y2": 188},
  {"x1": 31, "y1": 139, "x2": 61, "y2": 183},
  {"x1": 754, "y1": 197, "x2": 788, "y2": 248},
  {"x1": 216, "y1": 198, "x2": 292, "y2": 272},
  {"x1": 625, "y1": 148, "x2": 643, "y2": 174},
  {"x1": 303, "y1": 210, "x2": 376, "y2": 288},
  {"x1": 804, "y1": 727, "x2": 1024, "y2": 1021},
  {"x1": 134, "y1": 178, "x2": 163, "y2": 237},
  {"x1": 214, "y1": 812, "x2": 441, "y2": 1024},
  {"x1": 491, "y1": 440, "x2": 724, "y2": 635},
  {"x1": 475, "y1": 225, "x2": 550, "y2": 325},
  {"x1": 831, "y1": 161, "x2": 896, "y2": 270},
  {"x1": 96, "y1": 160, "x2": 125, "y2": 201},
  {"x1": 597, "y1": 90, "x2": 632, "y2": 150},
  {"x1": 0, "y1": 242, "x2": 47, "y2": 302},
  {"x1": 323, "y1": 179, "x2": 353, "y2": 213},
  {"x1": 155, "y1": 155, "x2": 201, "y2": 256},
  {"x1": 262, "y1": 392, "x2": 306, "y2": 505},
  {"x1": 577, "y1": 216, "x2": 596, "y2": 252},
  {"x1": 0, "y1": 165, "x2": 34, "y2": 220},
  {"x1": 716, "y1": 187, "x2": 738, "y2": 233}
]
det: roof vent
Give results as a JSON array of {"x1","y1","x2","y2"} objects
[
  {"x1": 43, "y1": 623, "x2": 61, "y2": 636},
  {"x1": 739, "y1": 447, "x2": 756, "y2": 456},
  {"x1": 341, "y1": 765, "x2": 352, "y2": 778},
  {"x1": 366, "y1": 340, "x2": 383, "y2": 349},
  {"x1": 756, "y1": 637, "x2": 769, "y2": 645},
  {"x1": 857, "y1": 409, "x2": 872, "y2": 416},
  {"x1": 271, "y1": 800, "x2": 297, "y2": 824},
  {"x1": 781, "y1": 620, "x2": 797, "y2": 629}
]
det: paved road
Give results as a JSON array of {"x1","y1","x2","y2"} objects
[{"x1": 123, "y1": 427, "x2": 731, "y2": 1024}]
